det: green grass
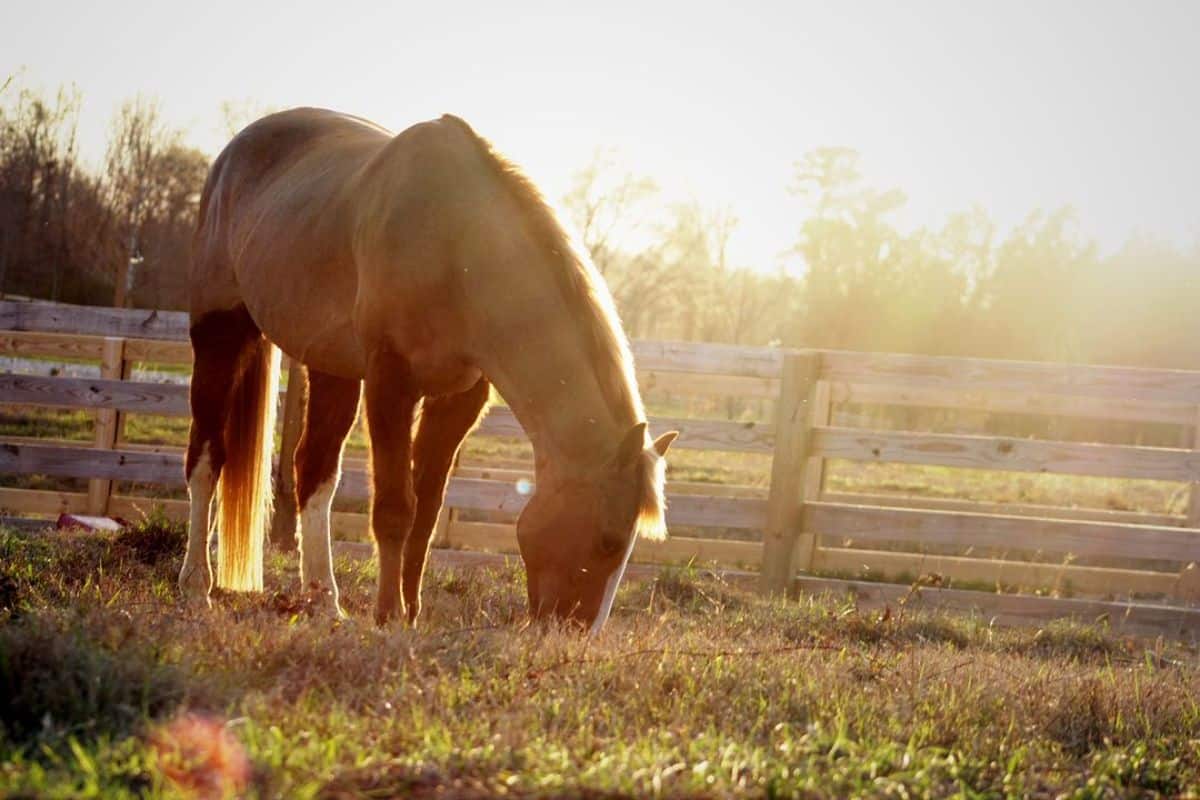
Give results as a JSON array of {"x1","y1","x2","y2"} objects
[{"x1": 1, "y1": 523, "x2": 1198, "y2": 798}]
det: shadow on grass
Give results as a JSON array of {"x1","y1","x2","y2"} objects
[{"x1": 0, "y1": 615, "x2": 209, "y2": 748}]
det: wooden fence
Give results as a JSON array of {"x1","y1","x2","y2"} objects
[{"x1": 1, "y1": 299, "x2": 1199, "y2": 638}]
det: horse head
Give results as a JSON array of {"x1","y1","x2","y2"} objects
[{"x1": 517, "y1": 423, "x2": 677, "y2": 635}]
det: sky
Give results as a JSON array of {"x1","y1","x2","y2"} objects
[{"x1": 5, "y1": 0, "x2": 1198, "y2": 271}]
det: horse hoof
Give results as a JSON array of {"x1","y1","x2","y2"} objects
[
  {"x1": 405, "y1": 604, "x2": 422, "y2": 627},
  {"x1": 373, "y1": 604, "x2": 404, "y2": 627},
  {"x1": 179, "y1": 587, "x2": 212, "y2": 608},
  {"x1": 177, "y1": 567, "x2": 212, "y2": 607},
  {"x1": 300, "y1": 582, "x2": 344, "y2": 620}
]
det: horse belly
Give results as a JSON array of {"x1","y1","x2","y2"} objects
[
  {"x1": 239, "y1": 263, "x2": 367, "y2": 380},
  {"x1": 407, "y1": 352, "x2": 483, "y2": 396}
]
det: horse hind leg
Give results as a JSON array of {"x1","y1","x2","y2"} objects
[
  {"x1": 403, "y1": 377, "x2": 490, "y2": 624},
  {"x1": 179, "y1": 307, "x2": 262, "y2": 604},
  {"x1": 364, "y1": 348, "x2": 420, "y2": 625},
  {"x1": 293, "y1": 368, "x2": 360, "y2": 616}
]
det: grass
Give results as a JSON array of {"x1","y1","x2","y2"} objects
[{"x1": 2, "y1": 522, "x2": 1199, "y2": 798}]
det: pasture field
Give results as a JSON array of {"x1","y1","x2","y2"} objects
[{"x1": 2, "y1": 520, "x2": 1199, "y2": 799}]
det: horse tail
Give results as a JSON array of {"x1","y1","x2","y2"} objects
[{"x1": 215, "y1": 334, "x2": 280, "y2": 591}]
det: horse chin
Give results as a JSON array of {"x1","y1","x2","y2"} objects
[
  {"x1": 524, "y1": 543, "x2": 638, "y2": 635},
  {"x1": 524, "y1": 567, "x2": 609, "y2": 632}
]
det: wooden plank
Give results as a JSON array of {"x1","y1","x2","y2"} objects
[
  {"x1": 812, "y1": 546, "x2": 1177, "y2": 598},
  {"x1": 761, "y1": 352, "x2": 820, "y2": 592},
  {"x1": 111, "y1": 496, "x2": 373, "y2": 533},
  {"x1": 0, "y1": 331, "x2": 104, "y2": 361},
  {"x1": 0, "y1": 435, "x2": 93, "y2": 449},
  {"x1": 638, "y1": 368, "x2": 779, "y2": 399},
  {"x1": 813, "y1": 426, "x2": 1197, "y2": 481},
  {"x1": 123, "y1": 337, "x2": 191, "y2": 365},
  {"x1": 0, "y1": 330, "x2": 187, "y2": 368},
  {"x1": 111, "y1": 442, "x2": 185, "y2": 455},
  {"x1": 109, "y1": 503, "x2": 760, "y2": 568},
  {"x1": 790, "y1": 574, "x2": 1200, "y2": 639},
  {"x1": 445, "y1": 520, "x2": 762, "y2": 567},
  {"x1": 452, "y1": 465, "x2": 530, "y2": 482},
  {"x1": 651, "y1": 481, "x2": 766, "y2": 499},
  {"x1": 0, "y1": 301, "x2": 791, "y2": 378},
  {"x1": 821, "y1": 349, "x2": 1200, "y2": 405},
  {"x1": 0, "y1": 442, "x2": 185, "y2": 486},
  {"x1": 805, "y1": 501, "x2": 1200, "y2": 564},
  {"x1": 0, "y1": 300, "x2": 190, "y2": 341},
  {"x1": 476, "y1": 406, "x2": 773, "y2": 453},
  {"x1": 329, "y1": 472, "x2": 766, "y2": 529},
  {"x1": 459, "y1": 457, "x2": 532, "y2": 471},
  {"x1": 0, "y1": 487, "x2": 88, "y2": 516},
  {"x1": 0, "y1": 374, "x2": 190, "y2": 415},
  {"x1": 87, "y1": 339, "x2": 125, "y2": 515},
  {"x1": 830, "y1": 381, "x2": 1196, "y2": 426},
  {"x1": 452, "y1": 466, "x2": 766, "y2": 499},
  {"x1": 630, "y1": 339, "x2": 784, "y2": 378},
  {"x1": 821, "y1": 490, "x2": 1185, "y2": 528},
  {"x1": 646, "y1": 414, "x2": 773, "y2": 453}
]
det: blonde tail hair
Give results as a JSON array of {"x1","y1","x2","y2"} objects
[{"x1": 215, "y1": 337, "x2": 280, "y2": 590}]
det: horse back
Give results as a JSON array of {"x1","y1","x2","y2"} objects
[{"x1": 192, "y1": 108, "x2": 392, "y2": 377}]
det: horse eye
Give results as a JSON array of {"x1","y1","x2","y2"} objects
[{"x1": 599, "y1": 534, "x2": 625, "y2": 557}]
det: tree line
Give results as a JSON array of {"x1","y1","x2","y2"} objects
[
  {"x1": 566, "y1": 147, "x2": 1200, "y2": 372},
  {"x1": 0, "y1": 81, "x2": 208, "y2": 309},
  {"x1": 3, "y1": 80, "x2": 1198, "y2": 371}
]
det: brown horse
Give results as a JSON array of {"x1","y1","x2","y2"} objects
[{"x1": 179, "y1": 108, "x2": 676, "y2": 632}]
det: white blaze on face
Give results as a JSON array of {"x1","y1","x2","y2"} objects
[{"x1": 589, "y1": 530, "x2": 639, "y2": 637}]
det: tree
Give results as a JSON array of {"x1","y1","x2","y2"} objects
[
  {"x1": 560, "y1": 148, "x2": 659, "y2": 278},
  {"x1": 0, "y1": 80, "x2": 112, "y2": 302},
  {"x1": 104, "y1": 96, "x2": 183, "y2": 306},
  {"x1": 976, "y1": 209, "x2": 1095, "y2": 362}
]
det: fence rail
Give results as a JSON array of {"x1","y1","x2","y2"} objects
[{"x1": 2, "y1": 299, "x2": 1199, "y2": 638}]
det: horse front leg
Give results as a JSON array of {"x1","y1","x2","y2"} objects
[
  {"x1": 404, "y1": 377, "x2": 490, "y2": 624},
  {"x1": 364, "y1": 349, "x2": 420, "y2": 625}
]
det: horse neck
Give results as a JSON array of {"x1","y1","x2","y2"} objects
[{"x1": 478, "y1": 297, "x2": 641, "y2": 477}]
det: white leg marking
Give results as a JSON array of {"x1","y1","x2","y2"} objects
[
  {"x1": 179, "y1": 446, "x2": 215, "y2": 603},
  {"x1": 590, "y1": 531, "x2": 639, "y2": 637},
  {"x1": 300, "y1": 477, "x2": 342, "y2": 614}
]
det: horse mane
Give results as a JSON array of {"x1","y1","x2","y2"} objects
[
  {"x1": 440, "y1": 114, "x2": 645, "y2": 427},
  {"x1": 636, "y1": 448, "x2": 668, "y2": 541},
  {"x1": 441, "y1": 115, "x2": 668, "y2": 539}
]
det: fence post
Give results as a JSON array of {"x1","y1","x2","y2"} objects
[
  {"x1": 269, "y1": 357, "x2": 307, "y2": 551},
  {"x1": 114, "y1": 347, "x2": 134, "y2": 447},
  {"x1": 760, "y1": 351, "x2": 820, "y2": 595},
  {"x1": 798, "y1": 378, "x2": 832, "y2": 571},
  {"x1": 87, "y1": 336, "x2": 126, "y2": 515},
  {"x1": 1176, "y1": 408, "x2": 1200, "y2": 604}
]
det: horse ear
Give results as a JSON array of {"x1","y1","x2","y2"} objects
[
  {"x1": 615, "y1": 422, "x2": 648, "y2": 467},
  {"x1": 652, "y1": 430, "x2": 678, "y2": 458}
]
